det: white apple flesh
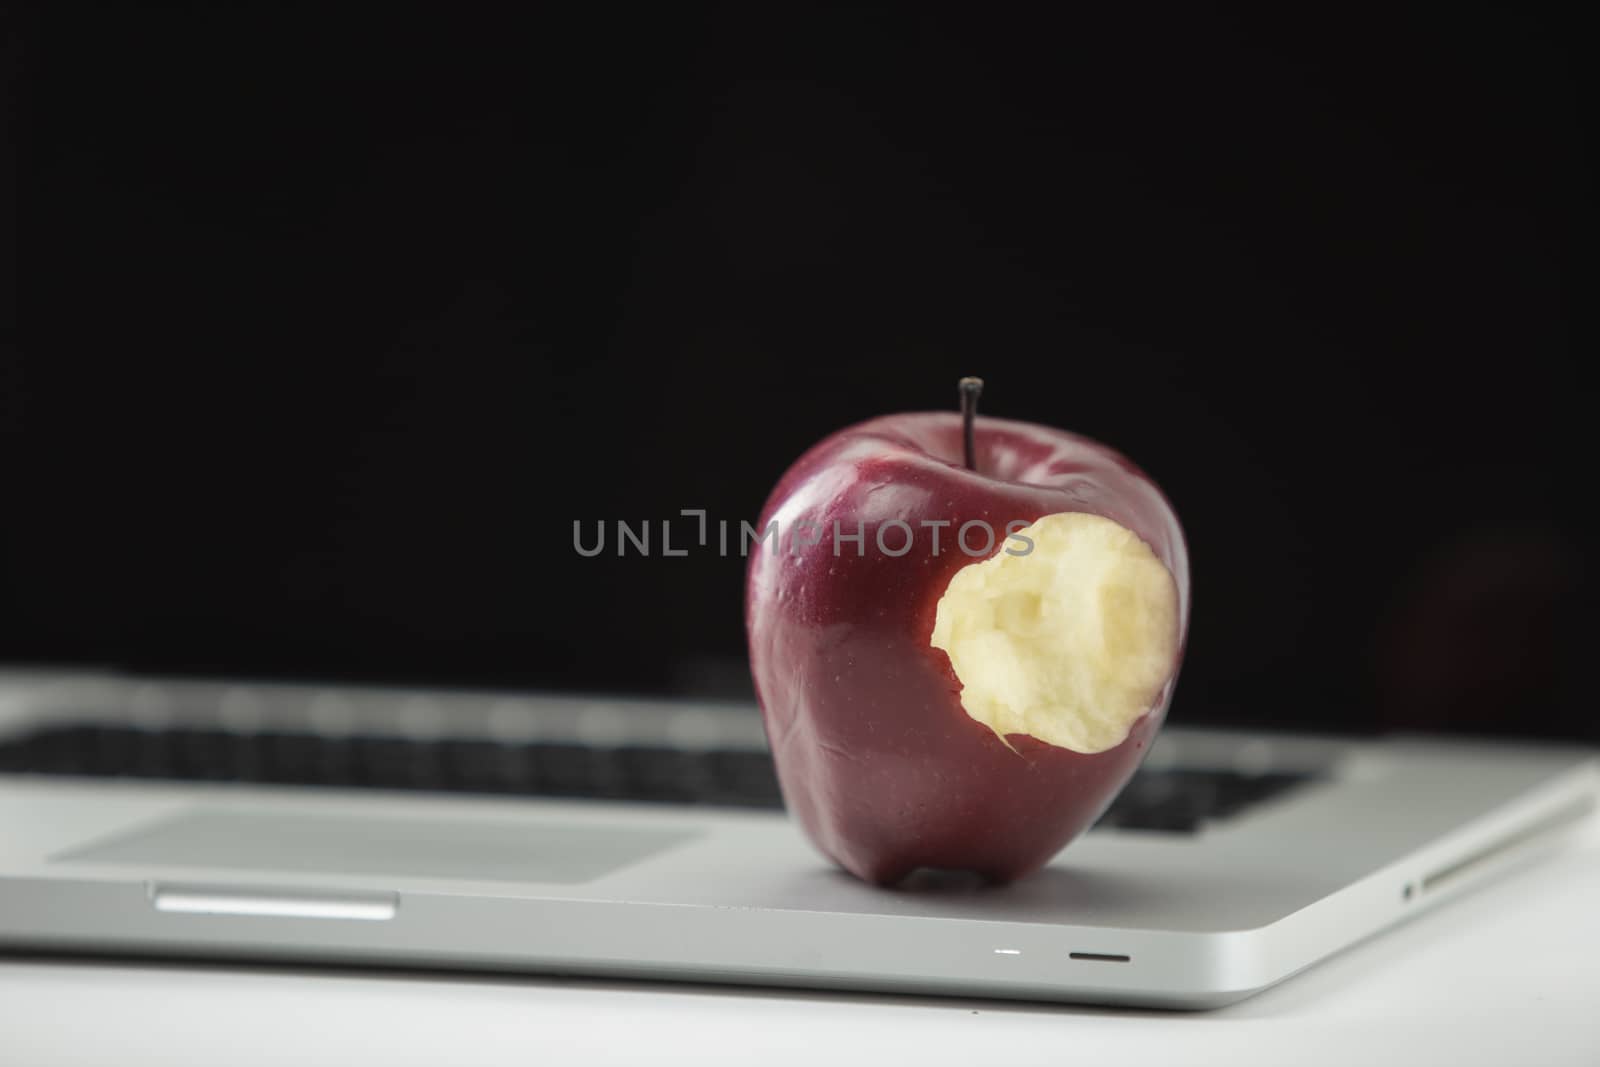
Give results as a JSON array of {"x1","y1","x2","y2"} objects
[{"x1": 931, "y1": 512, "x2": 1181, "y2": 754}]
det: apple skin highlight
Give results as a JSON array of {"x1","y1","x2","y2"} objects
[{"x1": 745, "y1": 413, "x2": 1190, "y2": 886}]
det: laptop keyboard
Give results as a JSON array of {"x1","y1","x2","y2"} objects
[{"x1": 0, "y1": 724, "x2": 1314, "y2": 833}]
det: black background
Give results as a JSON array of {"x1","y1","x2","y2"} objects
[{"x1": 3, "y1": 5, "x2": 1592, "y2": 738}]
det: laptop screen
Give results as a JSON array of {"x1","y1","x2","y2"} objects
[{"x1": 3, "y1": 8, "x2": 1588, "y2": 741}]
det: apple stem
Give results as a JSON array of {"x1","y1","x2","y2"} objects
[{"x1": 959, "y1": 376, "x2": 984, "y2": 472}]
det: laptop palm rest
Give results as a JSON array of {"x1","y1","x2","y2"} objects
[{"x1": 52, "y1": 810, "x2": 698, "y2": 885}]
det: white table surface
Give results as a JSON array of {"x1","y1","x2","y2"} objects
[{"x1": 4, "y1": 814, "x2": 1598, "y2": 1067}]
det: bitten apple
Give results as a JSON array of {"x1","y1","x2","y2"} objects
[{"x1": 745, "y1": 381, "x2": 1189, "y2": 886}]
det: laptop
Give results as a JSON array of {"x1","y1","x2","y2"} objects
[{"x1": 0, "y1": 668, "x2": 1593, "y2": 1009}]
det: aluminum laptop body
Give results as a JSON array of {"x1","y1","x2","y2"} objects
[{"x1": 0, "y1": 670, "x2": 1593, "y2": 1009}]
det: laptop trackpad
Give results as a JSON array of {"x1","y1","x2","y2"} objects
[{"x1": 54, "y1": 810, "x2": 698, "y2": 885}]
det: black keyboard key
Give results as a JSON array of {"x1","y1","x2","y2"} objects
[
  {"x1": 613, "y1": 747, "x2": 708, "y2": 803},
  {"x1": 350, "y1": 736, "x2": 444, "y2": 790},
  {"x1": 1099, "y1": 799, "x2": 1204, "y2": 834},
  {"x1": 1094, "y1": 768, "x2": 1313, "y2": 833},
  {"x1": 707, "y1": 750, "x2": 783, "y2": 793},
  {"x1": 167, "y1": 728, "x2": 254, "y2": 780},
  {"x1": 254, "y1": 732, "x2": 352, "y2": 785},
  {"x1": 38, "y1": 725, "x2": 170, "y2": 777},
  {"x1": 530, "y1": 743, "x2": 624, "y2": 799},
  {"x1": 439, "y1": 740, "x2": 531, "y2": 794}
]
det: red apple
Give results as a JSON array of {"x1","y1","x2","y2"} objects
[{"x1": 745, "y1": 383, "x2": 1189, "y2": 885}]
